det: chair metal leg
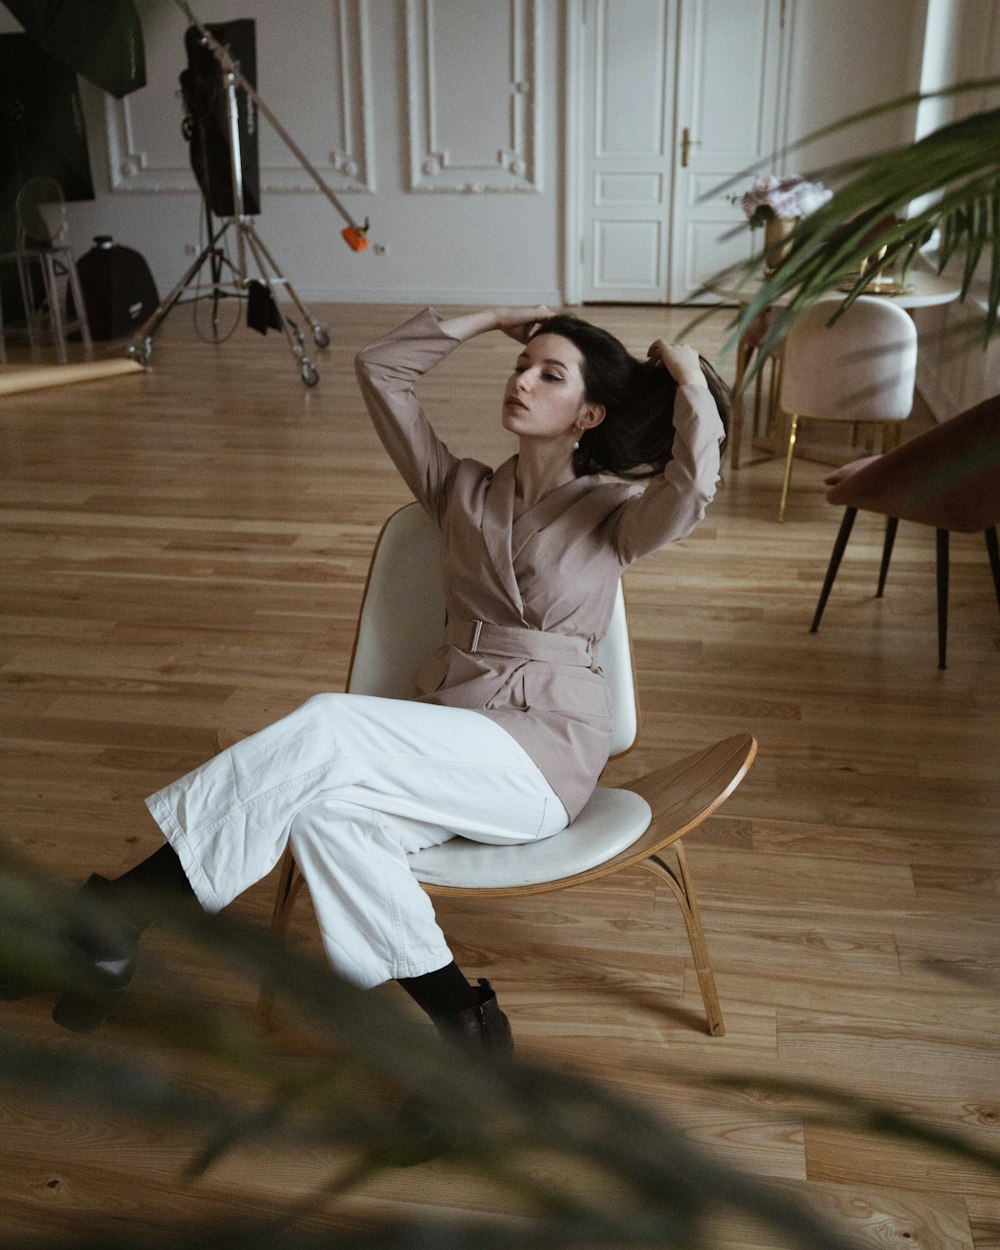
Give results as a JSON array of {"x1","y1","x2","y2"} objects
[
  {"x1": 810, "y1": 507, "x2": 857, "y2": 632},
  {"x1": 986, "y1": 528, "x2": 1000, "y2": 613},
  {"x1": 876, "y1": 516, "x2": 898, "y2": 598},
  {"x1": 728, "y1": 338, "x2": 750, "y2": 471},
  {"x1": 936, "y1": 528, "x2": 949, "y2": 670},
  {"x1": 42, "y1": 252, "x2": 68, "y2": 364},
  {"x1": 64, "y1": 251, "x2": 94, "y2": 357},
  {"x1": 778, "y1": 412, "x2": 798, "y2": 522},
  {"x1": 16, "y1": 254, "x2": 41, "y2": 352},
  {"x1": 639, "y1": 842, "x2": 725, "y2": 1038}
]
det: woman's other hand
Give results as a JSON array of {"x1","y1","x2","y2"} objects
[
  {"x1": 647, "y1": 339, "x2": 708, "y2": 388},
  {"x1": 495, "y1": 305, "x2": 554, "y2": 344}
]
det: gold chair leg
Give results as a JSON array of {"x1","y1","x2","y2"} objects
[
  {"x1": 729, "y1": 339, "x2": 750, "y2": 471},
  {"x1": 778, "y1": 412, "x2": 798, "y2": 522},
  {"x1": 638, "y1": 842, "x2": 725, "y2": 1038},
  {"x1": 767, "y1": 345, "x2": 784, "y2": 441}
]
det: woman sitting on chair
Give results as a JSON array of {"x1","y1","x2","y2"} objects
[{"x1": 4, "y1": 306, "x2": 728, "y2": 1056}]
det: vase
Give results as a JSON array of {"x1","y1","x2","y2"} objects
[{"x1": 763, "y1": 216, "x2": 797, "y2": 272}]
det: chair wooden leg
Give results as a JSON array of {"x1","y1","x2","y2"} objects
[
  {"x1": 876, "y1": 516, "x2": 898, "y2": 598},
  {"x1": 638, "y1": 842, "x2": 725, "y2": 1038},
  {"x1": 257, "y1": 847, "x2": 304, "y2": 1029},
  {"x1": 985, "y1": 528, "x2": 1000, "y2": 613},
  {"x1": 778, "y1": 412, "x2": 798, "y2": 522},
  {"x1": 810, "y1": 507, "x2": 857, "y2": 632},
  {"x1": 936, "y1": 528, "x2": 949, "y2": 671}
]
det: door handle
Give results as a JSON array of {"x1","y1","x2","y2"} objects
[{"x1": 680, "y1": 127, "x2": 700, "y2": 167}]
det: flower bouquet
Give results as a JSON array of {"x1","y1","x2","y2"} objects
[
  {"x1": 738, "y1": 174, "x2": 832, "y2": 228},
  {"x1": 737, "y1": 175, "x2": 833, "y2": 271}
]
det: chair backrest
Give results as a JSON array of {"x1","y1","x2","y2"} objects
[
  {"x1": 16, "y1": 176, "x2": 68, "y2": 251},
  {"x1": 779, "y1": 295, "x2": 917, "y2": 424},
  {"x1": 827, "y1": 393, "x2": 1000, "y2": 531},
  {"x1": 347, "y1": 503, "x2": 639, "y2": 755}
]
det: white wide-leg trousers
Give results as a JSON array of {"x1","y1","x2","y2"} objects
[{"x1": 145, "y1": 693, "x2": 568, "y2": 988}]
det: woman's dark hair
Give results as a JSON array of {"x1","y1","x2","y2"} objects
[{"x1": 530, "y1": 314, "x2": 730, "y2": 480}]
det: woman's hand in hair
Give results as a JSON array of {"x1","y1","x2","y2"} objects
[
  {"x1": 494, "y1": 305, "x2": 554, "y2": 344},
  {"x1": 647, "y1": 339, "x2": 708, "y2": 388}
]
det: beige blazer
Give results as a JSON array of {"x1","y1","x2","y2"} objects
[{"x1": 355, "y1": 308, "x2": 725, "y2": 820}]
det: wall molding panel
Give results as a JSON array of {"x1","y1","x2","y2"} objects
[
  {"x1": 405, "y1": 0, "x2": 542, "y2": 193},
  {"x1": 105, "y1": 0, "x2": 375, "y2": 196}
]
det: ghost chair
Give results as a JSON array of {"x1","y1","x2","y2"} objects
[
  {"x1": 221, "y1": 503, "x2": 756, "y2": 1038},
  {"x1": 4, "y1": 176, "x2": 93, "y2": 364},
  {"x1": 810, "y1": 395, "x2": 1000, "y2": 669},
  {"x1": 776, "y1": 296, "x2": 917, "y2": 520}
]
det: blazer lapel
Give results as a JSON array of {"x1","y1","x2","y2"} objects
[
  {"x1": 481, "y1": 457, "x2": 524, "y2": 616},
  {"x1": 511, "y1": 475, "x2": 599, "y2": 557}
]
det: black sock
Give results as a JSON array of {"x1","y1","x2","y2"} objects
[
  {"x1": 112, "y1": 844, "x2": 194, "y2": 926},
  {"x1": 397, "y1": 961, "x2": 480, "y2": 1016}
]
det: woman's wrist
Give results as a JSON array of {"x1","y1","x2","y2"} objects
[{"x1": 437, "y1": 308, "x2": 501, "y2": 342}]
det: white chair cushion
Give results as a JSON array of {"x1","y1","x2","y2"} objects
[{"x1": 410, "y1": 788, "x2": 653, "y2": 889}]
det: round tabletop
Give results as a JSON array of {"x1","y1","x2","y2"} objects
[{"x1": 707, "y1": 264, "x2": 962, "y2": 311}]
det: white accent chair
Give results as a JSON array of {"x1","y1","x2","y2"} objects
[
  {"x1": 776, "y1": 295, "x2": 917, "y2": 521},
  {"x1": 229, "y1": 503, "x2": 756, "y2": 1037}
]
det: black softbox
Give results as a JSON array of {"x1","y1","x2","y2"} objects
[
  {"x1": 1, "y1": 0, "x2": 145, "y2": 99},
  {"x1": 180, "y1": 19, "x2": 260, "y2": 217}
]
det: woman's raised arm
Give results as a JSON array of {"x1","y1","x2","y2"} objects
[{"x1": 436, "y1": 305, "x2": 552, "y2": 344}]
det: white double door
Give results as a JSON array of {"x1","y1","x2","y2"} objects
[{"x1": 570, "y1": 0, "x2": 788, "y2": 304}]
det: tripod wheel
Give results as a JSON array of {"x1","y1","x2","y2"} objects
[
  {"x1": 301, "y1": 364, "x2": 320, "y2": 387},
  {"x1": 313, "y1": 327, "x2": 330, "y2": 349}
]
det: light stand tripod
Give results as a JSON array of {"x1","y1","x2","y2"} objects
[{"x1": 129, "y1": 1, "x2": 369, "y2": 386}]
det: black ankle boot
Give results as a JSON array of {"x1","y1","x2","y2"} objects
[
  {"x1": 431, "y1": 978, "x2": 513, "y2": 1059},
  {"x1": 50, "y1": 874, "x2": 139, "y2": 1033},
  {"x1": 390, "y1": 980, "x2": 513, "y2": 1168}
]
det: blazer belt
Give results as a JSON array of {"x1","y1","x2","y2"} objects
[{"x1": 444, "y1": 617, "x2": 593, "y2": 667}]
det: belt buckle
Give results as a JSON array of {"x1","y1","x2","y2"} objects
[{"x1": 469, "y1": 620, "x2": 483, "y2": 653}]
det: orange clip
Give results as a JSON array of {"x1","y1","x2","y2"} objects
[{"x1": 341, "y1": 225, "x2": 369, "y2": 252}]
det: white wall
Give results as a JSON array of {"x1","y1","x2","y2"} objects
[
  {"x1": 910, "y1": 0, "x2": 1000, "y2": 414},
  {"x1": 781, "y1": 0, "x2": 924, "y2": 169},
  {"x1": 14, "y1": 0, "x2": 567, "y2": 306},
  {"x1": 4, "y1": 0, "x2": 996, "y2": 411}
]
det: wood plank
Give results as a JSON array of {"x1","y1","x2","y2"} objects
[{"x1": 1, "y1": 303, "x2": 997, "y2": 1244}]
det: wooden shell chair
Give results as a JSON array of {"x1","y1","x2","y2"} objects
[
  {"x1": 810, "y1": 395, "x2": 1000, "y2": 669},
  {"x1": 776, "y1": 296, "x2": 917, "y2": 521},
  {"x1": 236, "y1": 503, "x2": 756, "y2": 1037}
]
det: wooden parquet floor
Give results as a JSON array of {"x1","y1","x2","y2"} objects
[{"x1": 1, "y1": 303, "x2": 998, "y2": 1248}]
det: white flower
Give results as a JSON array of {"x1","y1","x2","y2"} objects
[{"x1": 736, "y1": 174, "x2": 833, "y2": 227}]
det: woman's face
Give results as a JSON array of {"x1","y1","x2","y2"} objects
[{"x1": 502, "y1": 333, "x2": 591, "y2": 444}]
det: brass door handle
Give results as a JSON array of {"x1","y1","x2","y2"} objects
[{"x1": 680, "y1": 127, "x2": 700, "y2": 167}]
